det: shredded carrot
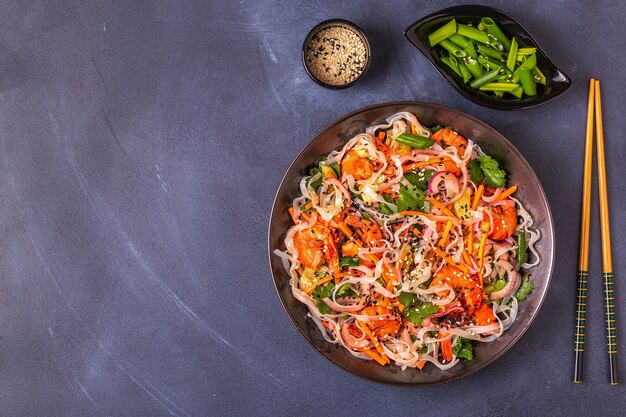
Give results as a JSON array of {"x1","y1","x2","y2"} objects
[
  {"x1": 438, "y1": 220, "x2": 453, "y2": 247},
  {"x1": 303, "y1": 201, "x2": 312, "y2": 210},
  {"x1": 378, "y1": 131, "x2": 385, "y2": 140},
  {"x1": 427, "y1": 198, "x2": 458, "y2": 220},
  {"x1": 494, "y1": 185, "x2": 518, "y2": 202},
  {"x1": 301, "y1": 211, "x2": 311, "y2": 222},
  {"x1": 337, "y1": 222, "x2": 353, "y2": 239},
  {"x1": 397, "y1": 243, "x2": 411, "y2": 269},
  {"x1": 431, "y1": 248, "x2": 469, "y2": 273},
  {"x1": 363, "y1": 348, "x2": 388, "y2": 366},
  {"x1": 357, "y1": 320, "x2": 389, "y2": 363},
  {"x1": 439, "y1": 332, "x2": 453, "y2": 361},
  {"x1": 472, "y1": 183, "x2": 484, "y2": 211},
  {"x1": 416, "y1": 360, "x2": 427, "y2": 370},
  {"x1": 413, "y1": 227, "x2": 423, "y2": 237},
  {"x1": 461, "y1": 246, "x2": 472, "y2": 266},
  {"x1": 402, "y1": 156, "x2": 450, "y2": 172},
  {"x1": 477, "y1": 232, "x2": 489, "y2": 286},
  {"x1": 411, "y1": 124, "x2": 418, "y2": 135},
  {"x1": 288, "y1": 207, "x2": 297, "y2": 223},
  {"x1": 466, "y1": 227, "x2": 474, "y2": 254}
]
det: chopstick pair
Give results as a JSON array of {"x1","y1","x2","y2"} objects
[{"x1": 573, "y1": 79, "x2": 618, "y2": 385}]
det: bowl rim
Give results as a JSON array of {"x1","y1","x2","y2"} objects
[
  {"x1": 267, "y1": 101, "x2": 555, "y2": 386},
  {"x1": 301, "y1": 18, "x2": 371, "y2": 89},
  {"x1": 403, "y1": 4, "x2": 572, "y2": 110}
]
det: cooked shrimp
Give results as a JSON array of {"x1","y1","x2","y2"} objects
[
  {"x1": 344, "y1": 214, "x2": 383, "y2": 246},
  {"x1": 294, "y1": 223, "x2": 338, "y2": 269},
  {"x1": 340, "y1": 322, "x2": 370, "y2": 351},
  {"x1": 341, "y1": 149, "x2": 375, "y2": 180},
  {"x1": 361, "y1": 305, "x2": 402, "y2": 338},
  {"x1": 430, "y1": 265, "x2": 483, "y2": 312},
  {"x1": 487, "y1": 204, "x2": 517, "y2": 241},
  {"x1": 431, "y1": 128, "x2": 468, "y2": 156}
]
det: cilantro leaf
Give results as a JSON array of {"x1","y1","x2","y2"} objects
[
  {"x1": 514, "y1": 275, "x2": 534, "y2": 301},
  {"x1": 312, "y1": 282, "x2": 336, "y2": 314},
  {"x1": 452, "y1": 338, "x2": 474, "y2": 360},
  {"x1": 336, "y1": 283, "x2": 355, "y2": 298},
  {"x1": 405, "y1": 302, "x2": 439, "y2": 324},
  {"x1": 478, "y1": 155, "x2": 506, "y2": 188},
  {"x1": 378, "y1": 193, "x2": 396, "y2": 215},
  {"x1": 398, "y1": 292, "x2": 417, "y2": 309},
  {"x1": 468, "y1": 159, "x2": 484, "y2": 183},
  {"x1": 396, "y1": 185, "x2": 427, "y2": 212},
  {"x1": 307, "y1": 165, "x2": 323, "y2": 190},
  {"x1": 405, "y1": 169, "x2": 436, "y2": 191}
]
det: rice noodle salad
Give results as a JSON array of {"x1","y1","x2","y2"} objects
[{"x1": 274, "y1": 111, "x2": 540, "y2": 370}]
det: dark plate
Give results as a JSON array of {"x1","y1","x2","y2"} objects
[
  {"x1": 404, "y1": 5, "x2": 572, "y2": 110},
  {"x1": 268, "y1": 102, "x2": 555, "y2": 385}
]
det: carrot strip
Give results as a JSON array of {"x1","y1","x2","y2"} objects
[
  {"x1": 431, "y1": 248, "x2": 469, "y2": 273},
  {"x1": 402, "y1": 156, "x2": 450, "y2": 172},
  {"x1": 363, "y1": 348, "x2": 388, "y2": 366},
  {"x1": 472, "y1": 183, "x2": 484, "y2": 211},
  {"x1": 337, "y1": 222, "x2": 353, "y2": 239},
  {"x1": 357, "y1": 320, "x2": 389, "y2": 363},
  {"x1": 411, "y1": 124, "x2": 418, "y2": 135},
  {"x1": 288, "y1": 207, "x2": 297, "y2": 223},
  {"x1": 427, "y1": 198, "x2": 458, "y2": 220},
  {"x1": 440, "y1": 332, "x2": 453, "y2": 361},
  {"x1": 494, "y1": 185, "x2": 518, "y2": 202},
  {"x1": 438, "y1": 220, "x2": 453, "y2": 247},
  {"x1": 461, "y1": 246, "x2": 472, "y2": 266},
  {"x1": 305, "y1": 275, "x2": 334, "y2": 295},
  {"x1": 377, "y1": 131, "x2": 385, "y2": 140},
  {"x1": 416, "y1": 360, "x2": 427, "y2": 370},
  {"x1": 477, "y1": 232, "x2": 489, "y2": 286},
  {"x1": 466, "y1": 226, "x2": 474, "y2": 254}
]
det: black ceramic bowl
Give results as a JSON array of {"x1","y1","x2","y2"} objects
[
  {"x1": 404, "y1": 5, "x2": 572, "y2": 110},
  {"x1": 302, "y1": 19, "x2": 371, "y2": 89},
  {"x1": 268, "y1": 101, "x2": 555, "y2": 386}
]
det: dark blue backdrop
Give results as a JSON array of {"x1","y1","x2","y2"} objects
[{"x1": 0, "y1": 1, "x2": 623, "y2": 416}]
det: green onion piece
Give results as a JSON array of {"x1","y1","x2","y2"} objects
[
  {"x1": 481, "y1": 17, "x2": 511, "y2": 51},
  {"x1": 457, "y1": 23, "x2": 490, "y2": 44},
  {"x1": 465, "y1": 57, "x2": 484, "y2": 78},
  {"x1": 477, "y1": 43, "x2": 506, "y2": 61},
  {"x1": 532, "y1": 66, "x2": 547, "y2": 85},
  {"x1": 464, "y1": 41, "x2": 478, "y2": 59},
  {"x1": 506, "y1": 37, "x2": 518, "y2": 72},
  {"x1": 440, "y1": 39, "x2": 466, "y2": 57},
  {"x1": 449, "y1": 33, "x2": 470, "y2": 48},
  {"x1": 470, "y1": 68, "x2": 501, "y2": 88},
  {"x1": 429, "y1": 19, "x2": 457, "y2": 46},
  {"x1": 440, "y1": 56, "x2": 462, "y2": 77},
  {"x1": 396, "y1": 133, "x2": 435, "y2": 149},
  {"x1": 518, "y1": 231, "x2": 527, "y2": 265},
  {"x1": 339, "y1": 257, "x2": 360, "y2": 268},
  {"x1": 517, "y1": 68, "x2": 537, "y2": 96},
  {"x1": 479, "y1": 82, "x2": 520, "y2": 92}
]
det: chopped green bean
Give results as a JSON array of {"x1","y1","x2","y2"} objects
[
  {"x1": 440, "y1": 39, "x2": 466, "y2": 57},
  {"x1": 457, "y1": 24, "x2": 490, "y2": 44},
  {"x1": 517, "y1": 53, "x2": 537, "y2": 71},
  {"x1": 477, "y1": 43, "x2": 506, "y2": 61},
  {"x1": 477, "y1": 56, "x2": 502, "y2": 71},
  {"x1": 532, "y1": 66, "x2": 547, "y2": 85},
  {"x1": 506, "y1": 37, "x2": 518, "y2": 71},
  {"x1": 449, "y1": 33, "x2": 470, "y2": 48},
  {"x1": 440, "y1": 56, "x2": 462, "y2": 77},
  {"x1": 517, "y1": 47, "x2": 537, "y2": 56},
  {"x1": 470, "y1": 68, "x2": 501, "y2": 88},
  {"x1": 396, "y1": 133, "x2": 435, "y2": 149},
  {"x1": 510, "y1": 85, "x2": 524, "y2": 98},
  {"x1": 465, "y1": 56, "x2": 484, "y2": 78},
  {"x1": 464, "y1": 41, "x2": 478, "y2": 59},
  {"x1": 458, "y1": 59, "x2": 472, "y2": 83},
  {"x1": 481, "y1": 17, "x2": 511, "y2": 51},
  {"x1": 517, "y1": 68, "x2": 537, "y2": 96},
  {"x1": 429, "y1": 19, "x2": 457, "y2": 46},
  {"x1": 518, "y1": 231, "x2": 527, "y2": 265},
  {"x1": 479, "y1": 82, "x2": 520, "y2": 92}
]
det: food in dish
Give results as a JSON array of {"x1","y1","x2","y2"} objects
[
  {"x1": 274, "y1": 112, "x2": 540, "y2": 370},
  {"x1": 428, "y1": 17, "x2": 545, "y2": 98}
]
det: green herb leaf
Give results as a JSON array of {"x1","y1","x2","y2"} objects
[
  {"x1": 405, "y1": 302, "x2": 439, "y2": 324},
  {"x1": 379, "y1": 194, "x2": 396, "y2": 215},
  {"x1": 307, "y1": 165, "x2": 323, "y2": 190},
  {"x1": 514, "y1": 275, "x2": 534, "y2": 301},
  {"x1": 493, "y1": 276, "x2": 507, "y2": 291},
  {"x1": 331, "y1": 162, "x2": 341, "y2": 177},
  {"x1": 339, "y1": 257, "x2": 360, "y2": 268},
  {"x1": 312, "y1": 282, "x2": 336, "y2": 314},
  {"x1": 405, "y1": 169, "x2": 436, "y2": 191},
  {"x1": 452, "y1": 338, "x2": 474, "y2": 360},
  {"x1": 468, "y1": 159, "x2": 484, "y2": 183},
  {"x1": 398, "y1": 292, "x2": 417, "y2": 309},
  {"x1": 478, "y1": 155, "x2": 506, "y2": 188},
  {"x1": 396, "y1": 185, "x2": 427, "y2": 212},
  {"x1": 336, "y1": 283, "x2": 354, "y2": 298}
]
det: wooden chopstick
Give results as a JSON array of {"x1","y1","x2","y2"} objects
[
  {"x1": 594, "y1": 79, "x2": 619, "y2": 385},
  {"x1": 573, "y1": 79, "x2": 595, "y2": 383}
]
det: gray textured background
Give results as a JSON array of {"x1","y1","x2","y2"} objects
[{"x1": 0, "y1": 1, "x2": 624, "y2": 416}]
